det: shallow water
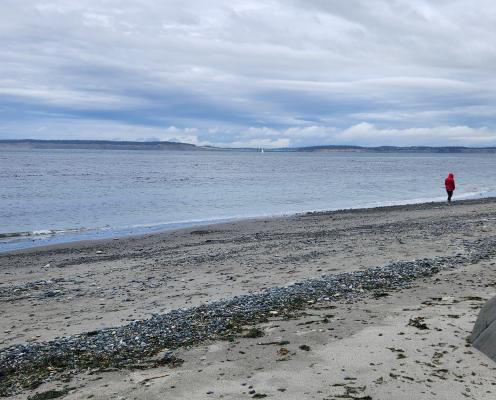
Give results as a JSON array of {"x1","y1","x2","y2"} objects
[{"x1": 1, "y1": 149, "x2": 495, "y2": 251}]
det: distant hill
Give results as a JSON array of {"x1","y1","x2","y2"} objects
[
  {"x1": 0, "y1": 139, "x2": 199, "y2": 151},
  {"x1": 288, "y1": 145, "x2": 496, "y2": 153},
  {"x1": 1, "y1": 139, "x2": 495, "y2": 153}
]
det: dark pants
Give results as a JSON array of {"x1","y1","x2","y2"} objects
[{"x1": 447, "y1": 190, "x2": 453, "y2": 202}]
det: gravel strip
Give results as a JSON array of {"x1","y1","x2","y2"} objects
[
  {"x1": 0, "y1": 278, "x2": 73, "y2": 301},
  {"x1": 1, "y1": 236, "x2": 495, "y2": 396}
]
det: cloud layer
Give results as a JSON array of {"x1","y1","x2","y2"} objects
[{"x1": 1, "y1": 0, "x2": 496, "y2": 147}]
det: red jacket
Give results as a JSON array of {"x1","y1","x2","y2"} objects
[{"x1": 445, "y1": 173, "x2": 455, "y2": 191}]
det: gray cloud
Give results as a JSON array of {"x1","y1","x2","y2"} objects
[{"x1": 1, "y1": 0, "x2": 496, "y2": 146}]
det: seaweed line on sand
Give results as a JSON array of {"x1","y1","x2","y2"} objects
[{"x1": 1, "y1": 236, "x2": 495, "y2": 396}]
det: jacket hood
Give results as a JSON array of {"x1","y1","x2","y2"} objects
[{"x1": 448, "y1": 173, "x2": 454, "y2": 179}]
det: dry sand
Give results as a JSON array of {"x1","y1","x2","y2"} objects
[{"x1": 2, "y1": 198, "x2": 496, "y2": 399}]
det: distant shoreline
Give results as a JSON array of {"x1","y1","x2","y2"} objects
[{"x1": 1, "y1": 138, "x2": 496, "y2": 153}]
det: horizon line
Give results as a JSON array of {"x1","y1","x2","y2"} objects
[{"x1": 2, "y1": 138, "x2": 496, "y2": 151}]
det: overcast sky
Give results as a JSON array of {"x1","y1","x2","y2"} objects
[{"x1": 1, "y1": 0, "x2": 496, "y2": 147}]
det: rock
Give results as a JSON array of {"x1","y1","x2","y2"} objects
[
  {"x1": 470, "y1": 296, "x2": 496, "y2": 362},
  {"x1": 243, "y1": 328, "x2": 264, "y2": 338},
  {"x1": 441, "y1": 296, "x2": 455, "y2": 304},
  {"x1": 408, "y1": 317, "x2": 428, "y2": 330},
  {"x1": 277, "y1": 347, "x2": 289, "y2": 356},
  {"x1": 27, "y1": 389, "x2": 69, "y2": 399}
]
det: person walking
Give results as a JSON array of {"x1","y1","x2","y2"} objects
[{"x1": 445, "y1": 173, "x2": 455, "y2": 203}]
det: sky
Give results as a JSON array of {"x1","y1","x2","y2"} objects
[{"x1": 1, "y1": 0, "x2": 496, "y2": 148}]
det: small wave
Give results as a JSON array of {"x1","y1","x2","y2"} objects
[
  {"x1": 0, "y1": 227, "x2": 96, "y2": 242},
  {"x1": 0, "y1": 231, "x2": 32, "y2": 239},
  {"x1": 0, "y1": 230, "x2": 57, "y2": 242},
  {"x1": 32, "y1": 229, "x2": 56, "y2": 236}
]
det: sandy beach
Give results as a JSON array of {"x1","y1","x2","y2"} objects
[{"x1": 2, "y1": 198, "x2": 496, "y2": 399}]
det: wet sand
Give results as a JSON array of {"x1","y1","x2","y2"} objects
[{"x1": 2, "y1": 198, "x2": 496, "y2": 398}]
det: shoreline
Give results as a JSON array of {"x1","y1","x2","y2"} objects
[{"x1": 2, "y1": 196, "x2": 496, "y2": 255}]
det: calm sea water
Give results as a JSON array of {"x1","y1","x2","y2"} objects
[{"x1": 1, "y1": 149, "x2": 495, "y2": 252}]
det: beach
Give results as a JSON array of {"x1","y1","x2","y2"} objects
[{"x1": 2, "y1": 198, "x2": 496, "y2": 399}]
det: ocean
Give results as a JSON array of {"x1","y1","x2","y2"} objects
[{"x1": 1, "y1": 148, "x2": 495, "y2": 252}]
